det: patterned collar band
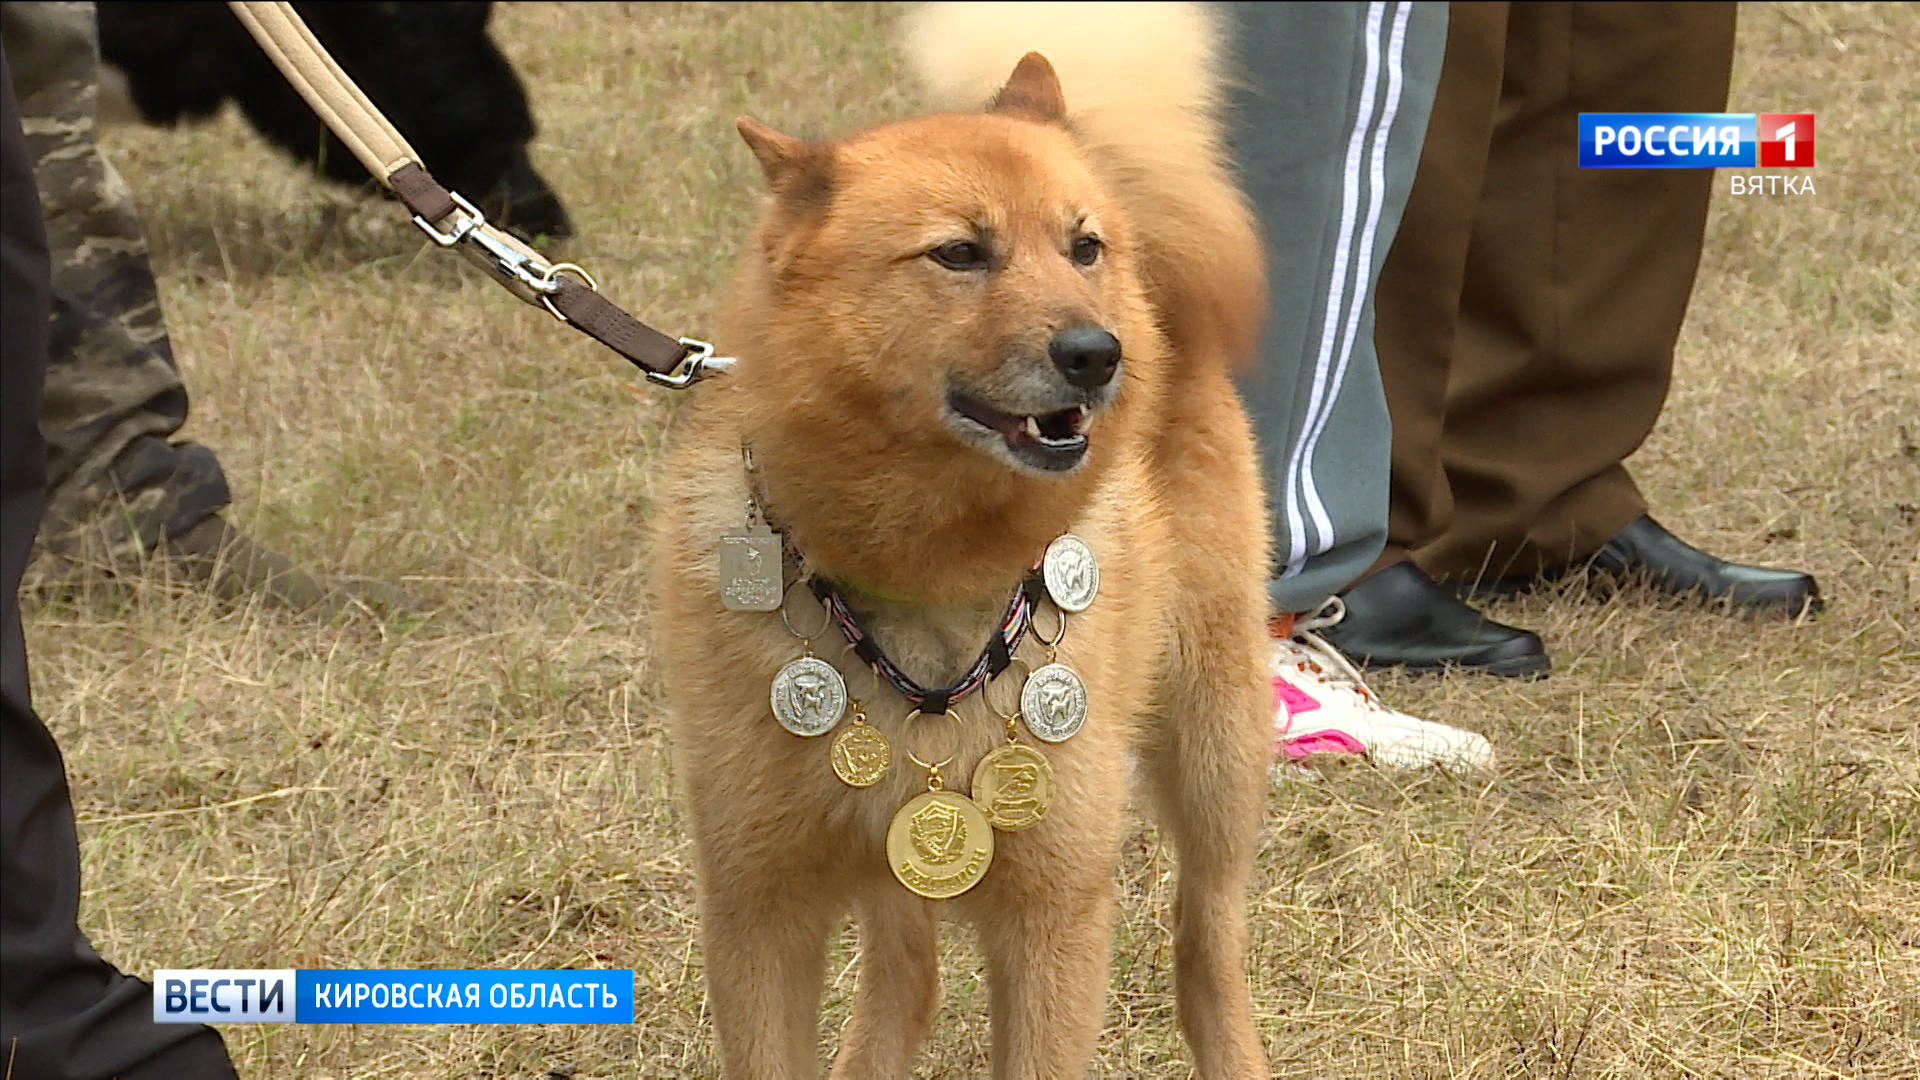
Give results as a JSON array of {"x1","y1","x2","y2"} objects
[
  {"x1": 809, "y1": 573, "x2": 1040, "y2": 715},
  {"x1": 742, "y1": 444, "x2": 1045, "y2": 715}
]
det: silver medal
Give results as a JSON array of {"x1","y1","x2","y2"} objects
[
  {"x1": 720, "y1": 522, "x2": 783, "y2": 612},
  {"x1": 1020, "y1": 663, "x2": 1088, "y2": 743},
  {"x1": 1042, "y1": 534, "x2": 1099, "y2": 613},
  {"x1": 770, "y1": 656, "x2": 847, "y2": 737}
]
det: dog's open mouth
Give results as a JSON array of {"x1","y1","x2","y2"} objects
[{"x1": 946, "y1": 388, "x2": 1091, "y2": 473}]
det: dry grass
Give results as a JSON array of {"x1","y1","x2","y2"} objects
[{"x1": 20, "y1": 2, "x2": 1918, "y2": 1076}]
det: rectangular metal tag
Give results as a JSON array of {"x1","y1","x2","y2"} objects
[{"x1": 719, "y1": 526, "x2": 784, "y2": 611}]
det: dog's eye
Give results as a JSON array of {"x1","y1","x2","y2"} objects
[
  {"x1": 1071, "y1": 235, "x2": 1103, "y2": 267},
  {"x1": 928, "y1": 240, "x2": 989, "y2": 270}
]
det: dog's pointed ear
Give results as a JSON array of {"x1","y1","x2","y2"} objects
[
  {"x1": 737, "y1": 116, "x2": 807, "y2": 176},
  {"x1": 737, "y1": 116, "x2": 834, "y2": 210},
  {"x1": 988, "y1": 53, "x2": 1066, "y2": 123}
]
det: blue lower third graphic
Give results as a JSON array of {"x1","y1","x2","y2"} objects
[
  {"x1": 155, "y1": 970, "x2": 635, "y2": 1023},
  {"x1": 155, "y1": 970, "x2": 296, "y2": 1023},
  {"x1": 1580, "y1": 112, "x2": 1755, "y2": 168}
]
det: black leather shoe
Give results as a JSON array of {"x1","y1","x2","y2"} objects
[
  {"x1": 1318, "y1": 561, "x2": 1551, "y2": 678},
  {"x1": 1589, "y1": 514, "x2": 1822, "y2": 616},
  {"x1": 1466, "y1": 514, "x2": 1823, "y2": 618}
]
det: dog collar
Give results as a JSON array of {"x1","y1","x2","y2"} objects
[
  {"x1": 740, "y1": 444, "x2": 1044, "y2": 714},
  {"x1": 734, "y1": 445, "x2": 1100, "y2": 901}
]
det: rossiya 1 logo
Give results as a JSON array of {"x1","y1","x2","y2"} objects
[
  {"x1": 1756, "y1": 112, "x2": 1815, "y2": 167},
  {"x1": 1578, "y1": 112, "x2": 1815, "y2": 195}
]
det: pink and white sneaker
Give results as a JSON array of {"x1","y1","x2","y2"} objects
[{"x1": 1270, "y1": 600, "x2": 1494, "y2": 773}]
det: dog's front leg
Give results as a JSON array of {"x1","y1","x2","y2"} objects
[
  {"x1": 828, "y1": 882, "x2": 940, "y2": 1079},
  {"x1": 971, "y1": 828, "x2": 1124, "y2": 1079},
  {"x1": 697, "y1": 873, "x2": 839, "y2": 1079},
  {"x1": 1147, "y1": 636, "x2": 1273, "y2": 1078}
]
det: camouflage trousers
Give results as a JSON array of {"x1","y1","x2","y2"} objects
[{"x1": 0, "y1": 0, "x2": 228, "y2": 567}]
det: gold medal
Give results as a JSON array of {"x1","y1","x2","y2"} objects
[
  {"x1": 830, "y1": 709, "x2": 891, "y2": 788},
  {"x1": 887, "y1": 790, "x2": 994, "y2": 899},
  {"x1": 971, "y1": 741, "x2": 1053, "y2": 831}
]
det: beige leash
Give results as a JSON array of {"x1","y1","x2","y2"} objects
[{"x1": 226, "y1": 1, "x2": 727, "y2": 387}]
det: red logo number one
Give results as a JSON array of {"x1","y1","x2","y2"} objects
[{"x1": 1758, "y1": 113, "x2": 1816, "y2": 167}]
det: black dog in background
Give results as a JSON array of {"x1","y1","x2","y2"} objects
[{"x1": 97, "y1": 0, "x2": 574, "y2": 241}]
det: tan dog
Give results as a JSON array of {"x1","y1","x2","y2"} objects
[{"x1": 651, "y1": 4, "x2": 1272, "y2": 1075}]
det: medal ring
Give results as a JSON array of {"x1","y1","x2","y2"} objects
[
  {"x1": 903, "y1": 709, "x2": 965, "y2": 773},
  {"x1": 1032, "y1": 603, "x2": 1068, "y2": 649},
  {"x1": 778, "y1": 579, "x2": 833, "y2": 640},
  {"x1": 982, "y1": 658, "x2": 1032, "y2": 721}
]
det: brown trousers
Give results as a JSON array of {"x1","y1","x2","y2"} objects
[{"x1": 1373, "y1": 1, "x2": 1737, "y2": 582}]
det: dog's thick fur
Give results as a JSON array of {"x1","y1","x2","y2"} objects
[
  {"x1": 652, "y1": 4, "x2": 1273, "y2": 1075},
  {"x1": 95, "y1": 1, "x2": 572, "y2": 240}
]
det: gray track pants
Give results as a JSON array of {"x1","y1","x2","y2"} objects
[{"x1": 1221, "y1": 1, "x2": 1448, "y2": 616}]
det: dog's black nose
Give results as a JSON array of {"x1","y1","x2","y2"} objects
[{"x1": 1049, "y1": 326, "x2": 1121, "y2": 390}]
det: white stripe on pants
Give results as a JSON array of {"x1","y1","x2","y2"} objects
[{"x1": 1278, "y1": 0, "x2": 1413, "y2": 580}]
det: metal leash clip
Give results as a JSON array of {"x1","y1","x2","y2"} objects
[
  {"x1": 645, "y1": 338, "x2": 735, "y2": 388},
  {"x1": 413, "y1": 192, "x2": 734, "y2": 388},
  {"x1": 412, "y1": 190, "x2": 562, "y2": 306},
  {"x1": 232, "y1": 3, "x2": 727, "y2": 391}
]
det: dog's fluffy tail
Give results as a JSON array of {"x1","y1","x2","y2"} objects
[{"x1": 903, "y1": 1, "x2": 1265, "y2": 369}]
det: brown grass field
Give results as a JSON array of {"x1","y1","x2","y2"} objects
[{"x1": 20, "y1": 2, "x2": 1918, "y2": 1076}]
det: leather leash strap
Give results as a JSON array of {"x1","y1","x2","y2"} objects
[{"x1": 226, "y1": 1, "x2": 727, "y2": 387}]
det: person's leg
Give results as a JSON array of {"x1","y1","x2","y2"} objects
[
  {"x1": 1, "y1": 43, "x2": 237, "y2": 1080},
  {"x1": 1414, "y1": 2, "x2": 1724, "y2": 577},
  {"x1": 1311, "y1": 1, "x2": 1551, "y2": 678},
  {"x1": 1225, "y1": 0, "x2": 1444, "y2": 617},
  {"x1": 3, "y1": 1, "x2": 409, "y2": 615},
  {"x1": 3, "y1": 0, "x2": 231, "y2": 564},
  {"x1": 1369, "y1": 1, "x2": 1508, "y2": 576},
  {"x1": 1224, "y1": 0, "x2": 1491, "y2": 771},
  {"x1": 1422, "y1": 0, "x2": 1816, "y2": 616}
]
